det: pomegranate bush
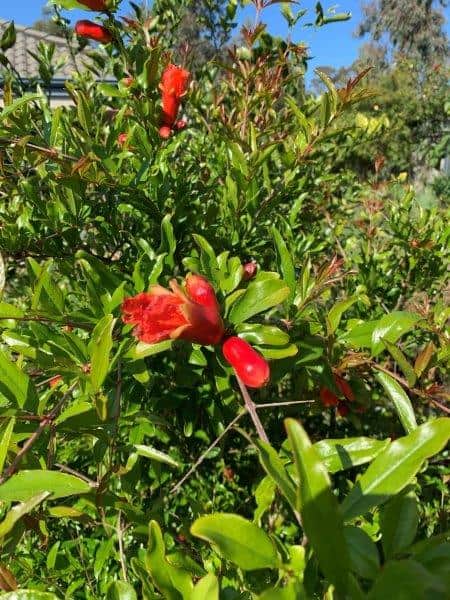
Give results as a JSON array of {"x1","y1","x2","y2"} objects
[{"x1": 0, "y1": 1, "x2": 448, "y2": 598}]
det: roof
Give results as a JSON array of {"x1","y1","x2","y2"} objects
[{"x1": 0, "y1": 19, "x2": 88, "y2": 79}]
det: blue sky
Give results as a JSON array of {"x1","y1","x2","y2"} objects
[{"x1": 1, "y1": 1, "x2": 449, "y2": 76}]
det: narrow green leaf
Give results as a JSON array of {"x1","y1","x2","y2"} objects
[
  {"x1": 191, "y1": 513, "x2": 280, "y2": 571},
  {"x1": 106, "y1": 581, "x2": 138, "y2": 600},
  {"x1": 375, "y1": 371, "x2": 417, "y2": 434},
  {"x1": 0, "y1": 470, "x2": 92, "y2": 502},
  {"x1": 0, "y1": 492, "x2": 50, "y2": 539},
  {"x1": 285, "y1": 419, "x2": 349, "y2": 595},
  {"x1": 0, "y1": 93, "x2": 41, "y2": 121},
  {"x1": 229, "y1": 279, "x2": 290, "y2": 324},
  {"x1": 0, "y1": 350, "x2": 38, "y2": 409},
  {"x1": 371, "y1": 311, "x2": 421, "y2": 356},
  {"x1": 326, "y1": 295, "x2": 360, "y2": 336},
  {"x1": 313, "y1": 437, "x2": 390, "y2": 473},
  {"x1": 341, "y1": 418, "x2": 450, "y2": 521},
  {"x1": 28, "y1": 258, "x2": 64, "y2": 315},
  {"x1": 0, "y1": 418, "x2": 15, "y2": 473},
  {"x1": 381, "y1": 339, "x2": 417, "y2": 387},
  {"x1": 272, "y1": 227, "x2": 296, "y2": 305},
  {"x1": 380, "y1": 488, "x2": 419, "y2": 559},
  {"x1": 89, "y1": 314, "x2": 116, "y2": 392},
  {"x1": 344, "y1": 525, "x2": 380, "y2": 580},
  {"x1": 368, "y1": 559, "x2": 445, "y2": 599},
  {"x1": 0, "y1": 592, "x2": 60, "y2": 599},
  {"x1": 134, "y1": 445, "x2": 179, "y2": 468},
  {"x1": 414, "y1": 342, "x2": 435, "y2": 378},
  {"x1": 0, "y1": 302, "x2": 25, "y2": 318},
  {"x1": 254, "y1": 439, "x2": 297, "y2": 512}
]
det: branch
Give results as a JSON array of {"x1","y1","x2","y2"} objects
[{"x1": 236, "y1": 375, "x2": 269, "y2": 442}]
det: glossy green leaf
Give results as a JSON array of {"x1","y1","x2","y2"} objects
[
  {"x1": 191, "y1": 513, "x2": 280, "y2": 570},
  {"x1": 367, "y1": 559, "x2": 445, "y2": 599},
  {"x1": 285, "y1": 419, "x2": 349, "y2": 595},
  {"x1": 326, "y1": 295, "x2": 360, "y2": 336},
  {"x1": 236, "y1": 323, "x2": 290, "y2": 346},
  {"x1": 126, "y1": 340, "x2": 173, "y2": 360},
  {"x1": 0, "y1": 350, "x2": 38, "y2": 409},
  {"x1": 380, "y1": 488, "x2": 419, "y2": 559},
  {"x1": 0, "y1": 592, "x2": 60, "y2": 599},
  {"x1": 192, "y1": 573, "x2": 219, "y2": 600},
  {"x1": 89, "y1": 314, "x2": 116, "y2": 392},
  {"x1": 106, "y1": 581, "x2": 138, "y2": 600},
  {"x1": 313, "y1": 437, "x2": 390, "y2": 473},
  {"x1": 0, "y1": 302, "x2": 24, "y2": 319},
  {"x1": 134, "y1": 445, "x2": 179, "y2": 468},
  {"x1": 341, "y1": 418, "x2": 450, "y2": 520},
  {"x1": 0, "y1": 470, "x2": 92, "y2": 502},
  {"x1": 371, "y1": 311, "x2": 421, "y2": 356},
  {"x1": 381, "y1": 338, "x2": 417, "y2": 387},
  {"x1": 340, "y1": 319, "x2": 378, "y2": 349},
  {"x1": 344, "y1": 525, "x2": 380, "y2": 580},
  {"x1": 145, "y1": 520, "x2": 193, "y2": 599},
  {"x1": 375, "y1": 371, "x2": 417, "y2": 433},
  {"x1": 0, "y1": 492, "x2": 50, "y2": 539},
  {"x1": 28, "y1": 258, "x2": 64, "y2": 315},
  {"x1": 0, "y1": 418, "x2": 15, "y2": 473},
  {"x1": 228, "y1": 279, "x2": 290, "y2": 324},
  {"x1": 254, "y1": 439, "x2": 297, "y2": 512},
  {"x1": 272, "y1": 226, "x2": 296, "y2": 305}
]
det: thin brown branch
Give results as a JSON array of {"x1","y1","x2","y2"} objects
[{"x1": 236, "y1": 375, "x2": 269, "y2": 442}]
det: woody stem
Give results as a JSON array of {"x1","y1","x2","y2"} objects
[{"x1": 236, "y1": 376, "x2": 269, "y2": 443}]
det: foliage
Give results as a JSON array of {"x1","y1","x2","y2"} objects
[{"x1": 0, "y1": 1, "x2": 448, "y2": 598}]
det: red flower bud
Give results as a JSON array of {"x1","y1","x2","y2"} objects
[
  {"x1": 159, "y1": 64, "x2": 190, "y2": 138},
  {"x1": 222, "y1": 336, "x2": 270, "y2": 389},
  {"x1": 77, "y1": 0, "x2": 108, "y2": 10},
  {"x1": 319, "y1": 387, "x2": 339, "y2": 407},
  {"x1": 242, "y1": 261, "x2": 257, "y2": 281},
  {"x1": 75, "y1": 20, "x2": 112, "y2": 43},
  {"x1": 334, "y1": 374, "x2": 354, "y2": 402},
  {"x1": 122, "y1": 76, "x2": 134, "y2": 87},
  {"x1": 117, "y1": 133, "x2": 128, "y2": 146},
  {"x1": 49, "y1": 375, "x2": 62, "y2": 388}
]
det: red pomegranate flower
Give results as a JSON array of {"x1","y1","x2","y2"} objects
[
  {"x1": 222, "y1": 336, "x2": 270, "y2": 389},
  {"x1": 75, "y1": 20, "x2": 112, "y2": 43},
  {"x1": 319, "y1": 387, "x2": 340, "y2": 407},
  {"x1": 49, "y1": 375, "x2": 63, "y2": 389},
  {"x1": 159, "y1": 64, "x2": 190, "y2": 138},
  {"x1": 77, "y1": 0, "x2": 108, "y2": 10},
  {"x1": 334, "y1": 374, "x2": 354, "y2": 402},
  {"x1": 122, "y1": 275, "x2": 224, "y2": 346}
]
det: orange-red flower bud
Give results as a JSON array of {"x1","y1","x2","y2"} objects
[
  {"x1": 75, "y1": 20, "x2": 112, "y2": 43},
  {"x1": 122, "y1": 276, "x2": 224, "y2": 346},
  {"x1": 243, "y1": 261, "x2": 257, "y2": 281},
  {"x1": 158, "y1": 64, "x2": 190, "y2": 138},
  {"x1": 49, "y1": 375, "x2": 62, "y2": 388},
  {"x1": 222, "y1": 336, "x2": 270, "y2": 389},
  {"x1": 77, "y1": 0, "x2": 108, "y2": 10},
  {"x1": 118, "y1": 133, "x2": 128, "y2": 146},
  {"x1": 319, "y1": 387, "x2": 339, "y2": 407},
  {"x1": 334, "y1": 374, "x2": 354, "y2": 402}
]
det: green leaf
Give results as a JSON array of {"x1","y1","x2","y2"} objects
[
  {"x1": 272, "y1": 227, "x2": 296, "y2": 305},
  {"x1": 0, "y1": 253, "x2": 4, "y2": 298},
  {"x1": 414, "y1": 342, "x2": 435, "y2": 378},
  {"x1": 340, "y1": 319, "x2": 378, "y2": 349},
  {"x1": 0, "y1": 93, "x2": 41, "y2": 121},
  {"x1": 375, "y1": 371, "x2": 417, "y2": 434},
  {"x1": 192, "y1": 234, "x2": 218, "y2": 281},
  {"x1": 0, "y1": 592, "x2": 60, "y2": 599},
  {"x1": 0, "y1": 492, "x2": 50, "y2": 539},
  {"x1": 106, "y1": 581, "x2": 137, "y2": 600},
  {"x1": 257, "y1": 582, "x2": 305, "y2": 599},
  {"x1": 380, "y1": 488, "x2": 419, "y2": 559},
  {"x1": 341, "y1": 418, "x2": 450, "y2": 521},
  {"x1": 254, "y1": 440, "x2": 297, "y2": 513},
  {"x1": 0, "y1": 350, "x2": 38, "y2": 410},
  {"x1": 236, "y1": 323, "x2": 290, "y2": 346},
  {"x1": 326, "y1": 295, "x2": 360, "y2": 336},
  {"x1": 89, "y1": 314, "x2": 116, "y2": 392},
  {"x1": 0, "y1": 418, "x2": 15, "y2": 473},
  {"x1": 0, "y1": 302, "x2": 24, "y2": 319},
  {"x1": 0, "y1": 21, "x2": 16, "y2": 52},
  {"x1": 134, "y1": 445, "x2": 179, "y2": 468},
  {"x1": 49, "y1": 0, "x2": 91, "y2": 8},
  {"x1": 192, "y1": 573, "x2": 219, "y2": 600},
  {"x1": 145, "y1": 520, "x2": 193, "y2": 599},
  {"x1": 285, "y1": 419, "x2": 349, "y2": 595},
  {"x1": 371, "y1": 312, "x2": 421, "y2": 357},
  {"x1": 313, "y1": 437, "x2": 390, "y2": 473},
  {"x1": 125, "y1": 339, "x2": 173, "y2": 360},
  {"x1": 0, "y1": 470, "x2": 92, "y2": 502},
  {"x1": 381, "y1": 339, "x2": 417, "y2": 387},
  {"x1": 344, "y1": 525, "x2": 380, "y2": 580},
  {"x1": 367, "y1": 559, "x2": 446, "y2": 599},
  {"x1": 191, "y1": 513, "x2": 280, "y2": 571},
  {"x1": 28, "y1": 258, "x2": 64, "y2": 315},
  {"x1": 229, "y1": 279, "x2": 290, "y2": 324}
]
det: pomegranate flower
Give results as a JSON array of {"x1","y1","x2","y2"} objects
[
  {"x1": 122, "y1": 274, "x2": 224, "y2": 346},
  {"x1": 159, "y1": 64, "x2": 190, "y2": 138},
  {"x1": 319, "y1": 387, "x2": 340, "y2": 407},
  {"x1": 77, "y1": 0, "x2": 108, "y2": 10},
  {"x1": 222, "y1": 336, "x2": 270, "y2": 389},
  {"x1": 75, "y1": 20, "x2": 112, "y2": 43}
]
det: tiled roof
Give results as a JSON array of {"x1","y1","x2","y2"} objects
[{"x1": 0, "y1": 19, "x2": 87, "y2": 79}]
